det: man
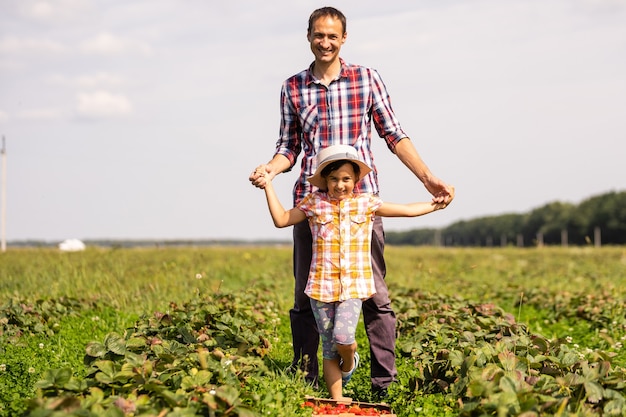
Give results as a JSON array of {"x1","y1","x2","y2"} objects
[{"x1": 249, "y1": 7, "x2": 453, "y2": 399}]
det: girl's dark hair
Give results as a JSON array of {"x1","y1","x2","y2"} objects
[
  {"x1": 320, "y1": 160, "x2": 360, "y2": 180},
  {"x1": 307, "y1": 7, "x2": 347, "y2": 35}
]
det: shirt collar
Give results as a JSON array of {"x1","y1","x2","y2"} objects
[{"x1": 306, "y1": 58, "x2": 347, "y2": 85}]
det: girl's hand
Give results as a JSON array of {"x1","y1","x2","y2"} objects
[
  {"x1": 249, "y1": 165, "x2": 272, "y2": 189},
  {"x1": 435, "y1": 186, "x2": 455, "y2": 210}
]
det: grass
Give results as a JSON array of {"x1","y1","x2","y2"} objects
[{"x1": 1, "y1": 245, "x2": 625, "y2": 416}]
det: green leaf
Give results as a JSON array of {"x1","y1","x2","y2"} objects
[
  {"x1": 95, "y1": 372, "x2": 115, "y2": 385},
  {"x1": 85, "y1": 341, "x2": 107, "y2": 358},
  {"x1": 181, "y1": 370, "x2": 213, "y2": 390},
  {"x1": 64, "y1": 377, "x2": 88, "y2": 392},
  {"x1": 234, "y1": 405, "x2": 259, "y2": 417},
  {"x1": 160, "y1": 389, "x2": 185, "y2": 407},
  {"x1": 34, "y1": 367, "x2": 73, "y2": 389},
  {"x1": 94, "y1": 360, "x2": 116, "y2": 377},
  {"x1": 604, "y1": 398, "x2": 626, "y2": 415},
  {"x1": 203, "y1": 391, "x2": 218, "y2": 409},
  {"x1": 118, "y1": 363, "x2": 139, "y2": 379},
  {"x1": 448, "y1": 350, "x2": 465, "y2": 368},
  {"x1": 499, "y1": 375, "x2": 519, "y2": 393},
  {"x1": 215, "y1": 385, "x2": 240, "y2": 405},
  {"x1": 102, "y1": 406, "x2": 124, "y2": 417},
  {"x1": 482, "y1": 364, "x2": 504, "y2": 382},
  {"x1": 178, "y1": 325, "x2": 197, "y2": 344},
  {"x1": 561, "y1": 351, "x2": 580, "y2": 367},
  {"x1": 125, "y1": 337, "x2": 147, "y2": 350},
  {"x1": 104, "y1": 332, "x2": 127, "y2": 355},
  {"x1": 498, "y1": 350, "x2": 517, "y2": 372},
  {"x1": 584, "y1": 380, "x2": 604, "y2": 404}
]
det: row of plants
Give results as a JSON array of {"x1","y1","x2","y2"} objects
[
  {"x1": 10, "y1": 288, "x2": 312, "y2": 416},
  {"x1": 3, "y1": 286, "x2": 626, "y2": 416},
  {"x1": 2, "y1": 247, "x2": 625, "y2": 416},
  {"x1": 391, "y1": 289, "x2": 626, "y2": 416}
]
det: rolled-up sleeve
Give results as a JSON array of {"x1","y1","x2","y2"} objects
[
  {"x1": 370, "y1": 69, "x2": 408, "y2": 153},
  {"x1": 274, "y1": 82, "x2": 302, "y2": 169}
]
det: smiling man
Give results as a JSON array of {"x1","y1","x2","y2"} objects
[
  {"x1": 249, "y1": 6, "x2": 453, "y2": 399},
  {"x1": 306, "y1": 10, "x2": 346, "y2": 85}
]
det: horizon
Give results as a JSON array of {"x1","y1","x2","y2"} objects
[{"x1": 7, "y1": 187, "x2": 622, "y2": 244}]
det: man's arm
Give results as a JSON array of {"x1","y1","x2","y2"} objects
[
  {"x1": 249, "y1": 154, "x2": 292, "y2": 189},
  {"x1": 394, "y1": 138, "x2": 454, "y2": 204}
]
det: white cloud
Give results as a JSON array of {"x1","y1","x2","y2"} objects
[
  {"x1": 0, "y1": 36, "x2": 66, "y2": 54},
  {"x1": 27, "y1": 1, "x2": 54, "y2": 19},
  {"x1": 75, "y1": 91, "x2": 133, "y2": 119},
  {"x1": 578, "y1": 0, "x2": 626, "y2": 12},
  {"x1": 47, "y1": 72, "x2": 126, "y2": 88},
  {"x1": 76, "y1": 72, "x2": 125, "y2": 88},
  {"x1": 0, "y1": 110, "x2": 8, "y2": 123},
  {"x1": 18, "y1": 0, "x2": 90, "y2": 22},
  {"x1": 80, "y1": 33, "x2": 153, "y2": 56},
  {"x1": 16, "y1": 108, "x2": 64, "y2": 121}
]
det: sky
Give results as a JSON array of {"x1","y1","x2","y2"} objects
[{"x1": 1, "y1": 0, "x2": 625, "y2": 243}]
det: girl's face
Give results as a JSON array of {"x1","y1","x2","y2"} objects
[{"x1": 325, "y1": 162, "x2": 356, "y2": 200}]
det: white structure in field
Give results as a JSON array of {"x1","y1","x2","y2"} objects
[{"x1": 59, "y1": 239, "x2": 86, "y2": 252}]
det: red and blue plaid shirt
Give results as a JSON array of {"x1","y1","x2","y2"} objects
[{"x1": 275, "y1": 58, "x2": 408, "y2": 204}]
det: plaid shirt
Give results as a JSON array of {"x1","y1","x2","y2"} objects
[
  {"x1": 275, "y1": 58, "x2": 408, "y2": 204},
  {"x1": 298, "y1": 192, "x2": 383, "y2": 302}
]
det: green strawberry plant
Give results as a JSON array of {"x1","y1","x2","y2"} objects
[{"x1": 392, "y1": 289, "x2": 626, "y2": 416}]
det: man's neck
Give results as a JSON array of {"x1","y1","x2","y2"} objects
[{"x1": 313, "y1": 59, "x2": 341, "y2": 85}]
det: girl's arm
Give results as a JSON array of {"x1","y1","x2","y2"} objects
[
  {"x1": 376, "y1": 186, "x2": 455, "y2": 217},
  {"x1": 376, "y1": 201, "x2": 447, "y2": 217},
  {"x1": 264, "y1": 180, "x2": 307, "y2": 228}
]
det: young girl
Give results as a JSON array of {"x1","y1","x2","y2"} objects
[{"x1": 260, "y1": 144, "x2": 454, "y2": 400}]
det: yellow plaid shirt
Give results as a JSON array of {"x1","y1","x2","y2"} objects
[{"x1": 298, "y1": 192, "x2": 382, "y2": 302}]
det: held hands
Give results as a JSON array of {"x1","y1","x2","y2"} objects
[
  {"x1": 425, "y1": 176, "x2": 455, "y2": 205},
  {"x1": 432, "y1": 185, "x2": 455, "y2": 211},
  {"x1": 249, "y1": 164, "x2": 274, "y2": 189}
]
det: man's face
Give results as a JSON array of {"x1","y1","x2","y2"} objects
[{"x1": 307, "y1": 16, "x2": 346, "y2": 65}]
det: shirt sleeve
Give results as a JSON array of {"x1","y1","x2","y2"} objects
[
  {"x1": 368, "y1": 194, "x2": 383, "y2": 214},
  {"x1": 274, "y1": 80, "x2": 302, "y2": 170},
  {"x1": 369, "y1": 68, "x2": 408, "y2": 153},
  {"x1": 297, "y1": 192, "x2": 315, "y2": 217}
]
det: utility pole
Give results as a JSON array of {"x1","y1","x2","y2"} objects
[{"x1": 1, "y1": 136, "x2": 6, "y2": 252}]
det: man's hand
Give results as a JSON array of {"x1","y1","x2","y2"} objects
[
  {"x1": 425, "y1": 177, "x2": 455, "y2": 204},
  {"x1": 249, "y1": 164, "x2": 274, "y2": 189},
  {"x1": 249, "y1": 154, "x2": 292, "y2": 189}
]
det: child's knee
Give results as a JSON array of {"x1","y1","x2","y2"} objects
[{"x1": 336, "y1": 342, "x2": 356, "y2": 357}]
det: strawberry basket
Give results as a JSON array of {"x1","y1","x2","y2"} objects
[{"x1": 301, "y1": 395, "x2": 396, "y2": 416}]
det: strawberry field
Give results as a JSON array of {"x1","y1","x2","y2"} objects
[{"x1": 1, "y1": 246, "x2": 625, "y2": 416}]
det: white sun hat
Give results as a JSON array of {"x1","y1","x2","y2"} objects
[{"x1": 306, "y1": 144, "x2": 372, "y2": 190}]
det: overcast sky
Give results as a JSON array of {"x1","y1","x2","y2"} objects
[{"x1": 1, "y1": 0, "x2": 624, "y2": 243}]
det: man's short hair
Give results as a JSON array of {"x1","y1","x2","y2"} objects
[{"x1": 307, "y1": 7, "x2": 347, "y2": 35}]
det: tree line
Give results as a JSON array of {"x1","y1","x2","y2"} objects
[{"x1": 386, "y1": 190, "x2": 626, "y2": 247}]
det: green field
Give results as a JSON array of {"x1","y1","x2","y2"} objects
[{"x1": 1, "y1": 246, "x2": 625, "y2": 416}]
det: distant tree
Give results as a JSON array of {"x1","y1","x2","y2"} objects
[
  {"x1": 443, "y1": 213, "x2": 526, "y2": 246},
  {"x1": 386, "y1": 228, "x2": 439, "y2": 246},
  {"x1": 577, "y1": 191, "x2": 626, "y2": 244},
  {"x1": 383, "y1": 190, "x2": 625, "y2": 247},
  {"x1": 523, "y1": 202, "x2": 576, "y2": 245}
]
